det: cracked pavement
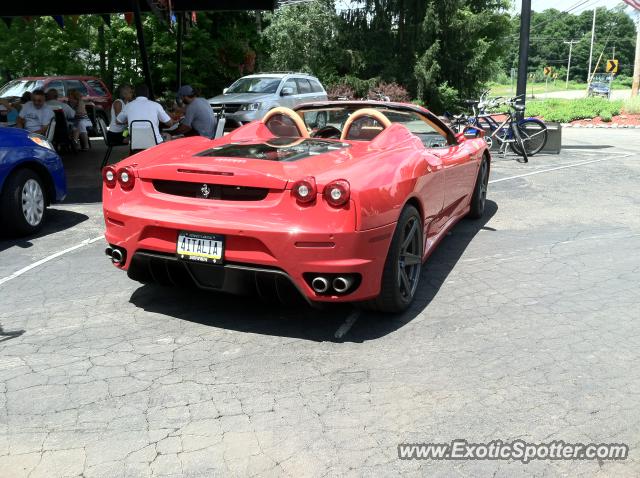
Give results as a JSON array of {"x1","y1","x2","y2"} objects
[{"x1": 0, "y1": 129, "x2": 639, "y2": 477}]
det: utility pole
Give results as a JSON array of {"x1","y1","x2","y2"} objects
[
  {"x1": 564, "y1": 40, "x2": 578, "y2": 89},
  {"x1": 632, "y1": 18, "x2": 640, "y2": 97},
  {"x1": 587, "y1": 8, "x2": 597, "y2": 84},
  {"x1": 516, "y1": 0, "x2": 532, "y2": 114}
]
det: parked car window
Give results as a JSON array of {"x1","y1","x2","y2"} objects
[
  {"x1": 0, "y1": 79, "x2": 44, "y2": 98},
  {"x1": 296, "y1": 78, "x2": 313, "y2": 94},
  {"x1": 45, "y1": 80, "x2": 65, "y2": 97},
  {"x1": 282, "y1": 79, "x2": 298, "y2": 95},
  {"x1": 87, "y1": 80, "x2": 107, "y2": 96},
  {"x1": 309, "y1": 80, "x2": 324, "y2": 93},
  {"x1": 226, "y1": 77, "x2": 282, "y2": 94},
  {"x1": 64, "y1": 80, "x2": 88, "y2": 96}
]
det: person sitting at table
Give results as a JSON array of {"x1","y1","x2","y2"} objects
[
  {"x1": 107, "y1": 84, "x2": 133, "y2": 145},
  {"x1": 172, "y1": 85, "x2": 217, "y2": 138},
  {"x1": 19, "y1": 91, "x2": 32, "y2": 108},
  {"x1": 116, "y1": 84, "x2": 173, "y2": 145},
  {"x1": 0, "y1": 99, "x2": 19, "y2": 126},
  {"x1": 16, "y1": 89, "x2": 54, "y2": 135},
  {"x1": 45, "y1": 88, "x2": 75, "y2": 121},
  {"x1": 67, "y1": 89, "x2": 92, "y2": 151}
]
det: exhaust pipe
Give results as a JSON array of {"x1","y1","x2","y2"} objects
[
  {"x1": 111, "y1": 248, "x2": 124, "y2": 265},
  {"x1": 311, "y1": 276, "x2": 329, "y2": 294},
  {"x1": 333, "y1": 276, "x2": 354, "y2": 294},
  {"x1": 105, "y1": 247, "x2": 113, "y2": 258}
]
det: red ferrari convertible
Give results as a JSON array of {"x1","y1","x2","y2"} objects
[{"x1": 102, "y1": 101, "x2": 490, "y2": 312}]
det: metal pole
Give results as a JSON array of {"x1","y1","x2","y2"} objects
[
  {"x1": 132, "y1": 0, "x2": 154, "y2": 100},
  {"x1": 176, "y1": 13, "x2": 184, "y2": 91},
  {"x1": 564, "y1": 40, "x2": 576, "y2": 90},
  {"x1": 516, "y1": 0, "x2": 532, "y2": 115},
  {"x1": 587, "y1": 8, "x2": 596, "y2": 84},
  {"x1": 632, "y1": 18, "x2": 640, "y2": 98}
]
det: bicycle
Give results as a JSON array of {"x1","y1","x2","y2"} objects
[{"x1": 470, "y1": 94, "x2": 548, "y2": 161}]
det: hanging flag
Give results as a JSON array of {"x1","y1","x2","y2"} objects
[
  {"x1": 101, "y1": 14, "x2": 111, "y2": 27},
  {"x1": 623, "y1": 0, "x2": 640, "y2": 10},
  {"x1": 124, "y1": 12, "x2": 134, "y2": 25},
  {"x1": 52, "y1": 16, "x2": 64, "y2": 28},
  {"x1": 69, "y1": 16, "x2": 79, "y2": 26},
  {"x1": 191, "y1": 12, "x2": 197, "y2": 25}
]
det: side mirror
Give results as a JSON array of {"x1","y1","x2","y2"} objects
[
  {"x1": 222, "y1": 88, "x2": 228, "y2": 94},
  {"x1": 281, "y1": 87, "x2": 294, "y2": 97}
]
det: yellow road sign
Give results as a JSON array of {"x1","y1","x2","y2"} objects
[
  {"x1": 544, "y1": 66, "x2": 552, "y2": 76},
  {"x1": 606, "y1": 59, "x2": 619, "y2": 74}
]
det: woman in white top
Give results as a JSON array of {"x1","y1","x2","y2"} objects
[{"x1": 107, "y1": 85, "x2": 133, "y2": 145}]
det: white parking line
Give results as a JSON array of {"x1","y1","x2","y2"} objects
[
  {"x1": 489, "y1": 154, "x2": 632, "y2": 184},
  {"x1": 334, "y1": 309, "x2": 360, "y2": 339},
  {"x1": 0, "y1": 235, "x2": 103, "y2": 287}
]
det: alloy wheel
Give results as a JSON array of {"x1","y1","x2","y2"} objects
[
  {"x1": 397, "y1": 216, "x2": 422, "y2": 301},
  {"x1": 21, "y1": 179, "x2": 44, "y2": 227}
]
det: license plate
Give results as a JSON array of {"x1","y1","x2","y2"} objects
[{"x1": 177, "y1": 231, "x2": 224, "y2": 264}]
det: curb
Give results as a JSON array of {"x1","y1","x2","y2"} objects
[{"x1": 563, "y1": 123, "x2": 640, "y2": 129}]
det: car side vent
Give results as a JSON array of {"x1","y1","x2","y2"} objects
[{"x1": 153, "y1": 180, "x2": 269, "y2": 201}]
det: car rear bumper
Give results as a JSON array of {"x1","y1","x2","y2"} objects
[{"x1": 103, "y1": 190, "x2": 396, "y2": 303}]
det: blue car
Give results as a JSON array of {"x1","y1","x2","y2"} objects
[{"x1": 0, "y1": 127, "x2": 66, "y2": 236}]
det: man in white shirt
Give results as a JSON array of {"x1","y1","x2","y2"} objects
[
  {"x1": 116, "y1": 84, "x2": 173, "y2": 144},
  {"x1": 16, "y1": 89, "x2": 54, "y2": 135},
  {"x1": 45, "y1": 88, "x2": 76, "y2": 121}
]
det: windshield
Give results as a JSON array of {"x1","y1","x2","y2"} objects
[
  {"x1": 0, "y1": 80, "x2": 44, "y2": 98},
  {"x1": 297, "y1": 105, "x2": 451, "y2": 147},
  {"x1": 226, "y1": 77, "x2": 282, "y2": 94}
]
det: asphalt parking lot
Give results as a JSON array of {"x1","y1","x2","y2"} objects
[{"x1": 1, "y1": 128, "x2": 639, "y2": 477}]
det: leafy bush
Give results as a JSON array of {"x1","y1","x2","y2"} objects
[
  {"x1": 623, "y1": 96, "x2": 640, "y2": 115},
  {"x1": 324, "y1": 75, "x2": 378, "y2": 99},
  {"x1": 600, "y1": 111, "x2": 612, "y2": 122},
  {"x1": 525, "y1": 98, "x2": 622, "y2": 123},
  {"x1": 366, "y1": 82, "x2": 410, "y2": 102},
  {"x1": 326, "y1": 83, "x2": 356, "y2": 100},
  {"x1": 613, "y1": 75, "x2": 633, "y2": 88}
]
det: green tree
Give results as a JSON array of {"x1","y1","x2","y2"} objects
[{"x1": 262, "y1": 0, "x2": 340, "y2": 80}]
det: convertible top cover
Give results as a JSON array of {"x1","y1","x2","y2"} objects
[{"x1": 196, "y1": 137, "x2": 350, "y2": 162}]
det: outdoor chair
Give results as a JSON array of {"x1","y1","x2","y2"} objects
[
  {"x1": 51, "y1": 109, "x2": 75, "y2": 153},
  {"x1": 129, "y1": 120, "x2": 159, "y2": 154},
  {"x1": 45, "y1": 118, "x2": 56, "y2": 143},
  {"x1": 98, "y1": 117, "x2": 128, "y2": 169},
  {"x1": 214, "y1": 117, "x2": 226, "y2": 138}
]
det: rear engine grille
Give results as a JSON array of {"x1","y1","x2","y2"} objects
[{"x1": 153, "y1": 180, "x2": 269, "y2": 201}]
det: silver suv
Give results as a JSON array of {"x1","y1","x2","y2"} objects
[{"x1": 208, "y1": 73, "x2": 328, "y2": 126}]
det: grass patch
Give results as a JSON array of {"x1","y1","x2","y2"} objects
[
  {"x1": 623, "y1": 97, "x2": 640, "y2": 115},
  {"x1": 525, "y1": 98, "x2": 623, "y2": 123},
  {"x1": 488, "y1": 81, "x2": 586, "y2": 97}
]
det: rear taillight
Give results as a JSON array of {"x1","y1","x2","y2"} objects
[
  {"x1": 117, "y1": 167, "x2": 136, "y2": 191},
  {"x1": 102, "y1": 166, "x2": 117, "y2": 188},
  {"x1": 292, "y1": 177, "x2": 317, "y2": 204},
  {"x1": 324, "y1": 180, "x2": 350, "y2": 207}
]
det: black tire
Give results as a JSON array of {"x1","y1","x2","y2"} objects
[
  {"x1": 510, "y1": 122, "x2": 528, "y2": 163},
  {"x1": 362, "y1": 205, "x2": 423, "y2": 313},
  {"x1": 0, "y1": 169, "x2": 47, "y2": 236},
  {"x1": 467, "y1": 157, "x2": 489, "y2": 219},
  {"x1": 511, "y1": 119, "x2": 547, "y2": 157}
]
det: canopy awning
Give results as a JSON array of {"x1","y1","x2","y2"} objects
[{"x1": 2, "y1": 0, "x2": 276, "y2": 16}]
